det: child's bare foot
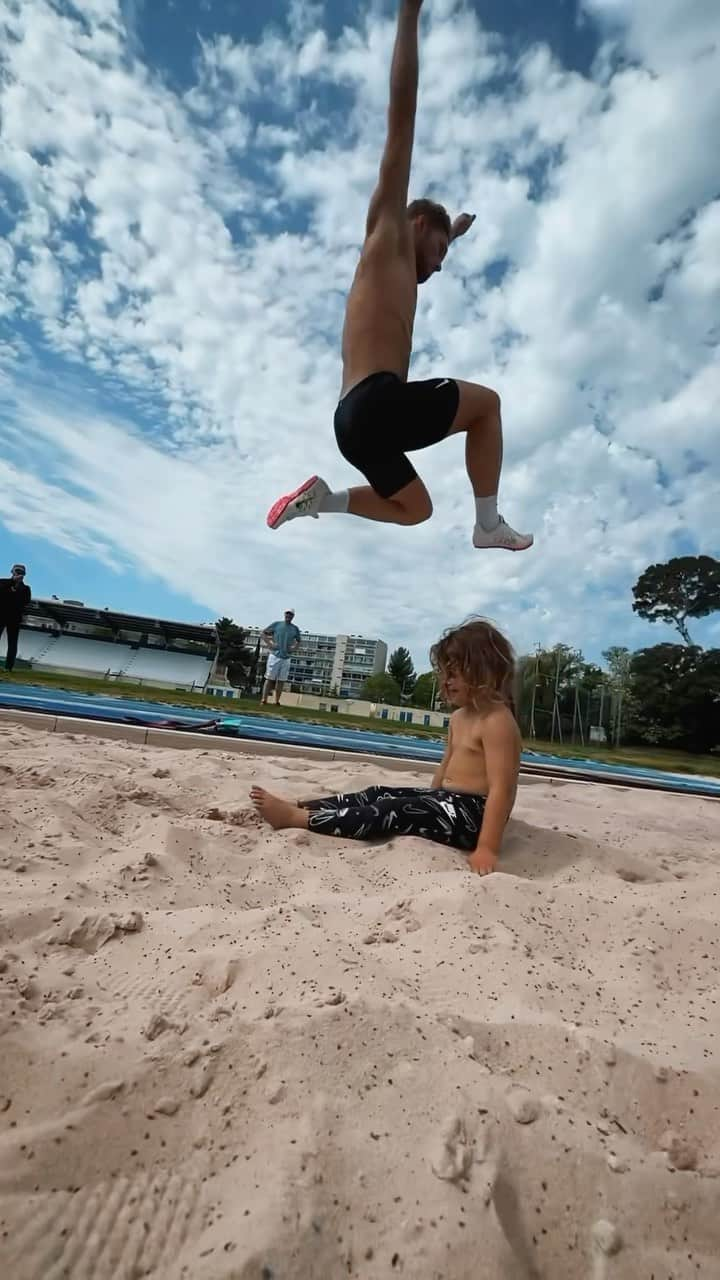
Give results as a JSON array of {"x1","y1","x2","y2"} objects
[{"x1": 249, "y1": 786, "x2": 309, "y2": 831}]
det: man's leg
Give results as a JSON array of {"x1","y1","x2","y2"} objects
[
  {"x1": 274, "y1": 680, "x2": 284, "y2": 705},
  {"x1": 448, "y1": 383, "x2": 502, "y2": 506},
  {"x1": 342, "y1": 379, "x2": 530, "y2": 542},
  {"x1": 267, "y1": 376, "x2": 531, "y2": 546},
  {"x1": 261, "y1": 678, "x2": 274, "y2": 704},
  {"x1": 268, "y1": 474, "x2": 432, "y2": 529},
  {"x1": 5, "y1": 625, "x2": 19, "y2": 672},
  {"x1": 345, "y1": 476, "x2": 432, "y2": 524},
  {"x1": 448, "y1": 382, "x2": 532, "y2": 551}
]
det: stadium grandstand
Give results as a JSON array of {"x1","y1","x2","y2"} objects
[{"x1": 1, "y1": 598, "x2": 217, "y2": 691}]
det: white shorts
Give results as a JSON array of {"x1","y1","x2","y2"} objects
[{"x1": 266, "y1": 653, "x2": 291, "y2": 682}]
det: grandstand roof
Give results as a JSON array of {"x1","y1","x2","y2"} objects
[{"x1": 27, "y1": 598, "x2": 216, "y2": 646}]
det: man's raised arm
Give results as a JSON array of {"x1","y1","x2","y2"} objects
[{"x1": 366, "y1": 0, "x2": 424, "y2": 235}]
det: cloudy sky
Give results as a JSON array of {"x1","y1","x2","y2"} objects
[{"x1": 1, "y1": 0, "x2": 718, "y2": 670}]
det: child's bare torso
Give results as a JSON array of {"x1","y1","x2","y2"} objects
[{"x1": 442, "y1": 705, "x2": 518, "y2": 797}]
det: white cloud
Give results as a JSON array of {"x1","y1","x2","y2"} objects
[
  {"x1": 0, "y1": 0, "x2": 718, "y2": 669},
  {"x1": 583, "y1": 0, "x2": 717, "y2": 73}
]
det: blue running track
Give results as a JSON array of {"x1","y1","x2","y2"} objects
[{"x1": 0, "y1": 682, "x2": 718, "y2": 798}]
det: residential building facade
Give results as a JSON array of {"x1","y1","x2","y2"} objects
[{"x1": 281, "y1": 691, "x2": 450, "y2": 731}]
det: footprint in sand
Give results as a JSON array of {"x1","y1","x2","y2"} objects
[
  {"x1": 384, "y1": 898, "x2": 422, "y2": 934},
  {"x1": 96, "y1": 977, "x2": 194, "y2": 1041},
  {"x1": 0, "y1": 1164, "x2": 206, "y2": 1280}
]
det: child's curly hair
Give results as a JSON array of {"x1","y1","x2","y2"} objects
[{"x1": 430, "y1": 617, "x2": 516, "y2": 715}]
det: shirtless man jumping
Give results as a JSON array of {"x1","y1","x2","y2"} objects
[{"x1": 267, "y1": 0, "x2": 532, "y2": 552}]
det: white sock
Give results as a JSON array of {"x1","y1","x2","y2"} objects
[
  {"x1": 475, "y1": 494, "x2": 499, "y2": 531},
  {"x1": 320, "y1": 489, "x2": 349, "y2": 514}
]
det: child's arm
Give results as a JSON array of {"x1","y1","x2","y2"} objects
[
  {"x1": 467, "y1": 710, "x2": 520, "y2": 875},
  {"x1": 430, "y1": 717, "x2": 453, "y2": 789}
]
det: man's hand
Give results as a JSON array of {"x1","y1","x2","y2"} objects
[
  {"x1": 467, "y1": 845, "x2": 497, "y2": 876},
  {"x1": 451, "y1": 212, "x2": 476, "y2": 241}
]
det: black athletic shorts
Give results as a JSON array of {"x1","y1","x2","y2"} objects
[{"x1": 333, "y1": 371, "x2": 460, "y2": 499}]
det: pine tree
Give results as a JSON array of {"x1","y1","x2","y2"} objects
[{"x1": 388, "y1": 646, "x2": 416, "y2": 696}]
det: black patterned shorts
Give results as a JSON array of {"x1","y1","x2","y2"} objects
[{"x1": 303, "y1": 784, "x2": 485, "y2": 852}]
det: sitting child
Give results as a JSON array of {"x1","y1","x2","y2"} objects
[{"x1": 250, "y1": 617, "x2": 521, "y2": 875}]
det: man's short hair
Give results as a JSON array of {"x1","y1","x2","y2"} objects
[{"x1": 407, "y1": 198, "x2": 451, "y2": 238}]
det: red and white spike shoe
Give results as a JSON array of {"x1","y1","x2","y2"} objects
[{"x1": 266, "y1": 476, "x2": 330, "y2": 530}]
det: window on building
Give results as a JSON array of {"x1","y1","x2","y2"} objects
[
  {"x1": 423, "y1": 714, "x2": 431, "y2": 726},
  {"x1": 443, "y1": 717, "x2": 450, "y2": 728},
  {"x1": 380, "y1": 708, "x2": 388, "y2": 720}
]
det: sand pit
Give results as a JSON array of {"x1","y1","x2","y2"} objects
[{"x1": 1, "y1": 721, "x2": 719, "y2": 1278}]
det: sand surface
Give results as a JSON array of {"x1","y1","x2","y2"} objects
[{"x1": 1, "y1": 722, "x2": 719, "y2": 1279}]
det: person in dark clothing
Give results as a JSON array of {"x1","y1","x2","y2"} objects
[{"x1": 0, "y1": 564, "x2": 31, "y2": 672}]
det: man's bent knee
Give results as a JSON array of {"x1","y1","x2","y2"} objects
[
  {"x1": 389, "y1": 478, "x2": 433, "y2": 525},
  {"x1": 396, "y1": 495, "x2": 433, "y2": 525},
  {"x1": 450, "y1": 382, "x2": 501, "y2": 435}
]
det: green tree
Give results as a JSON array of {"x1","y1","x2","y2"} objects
[
  {"x1": 517, "y1": 644, "x2": 585, "y2": 732},
  {"x1": 519, "y1": 645, "x2": 585, "y2": 695},
  {"x1": 603, "y1": 646, "x2": 632, "y2": 685},
  {"x1": 362, "y1": 672, "x2": 402, "y2": 704},
  {"x1": 628, "y1": 644, "x2": 720, "y2": 752},
  {"x1": 215, "y1": 617, "x2": 253, "y2": 689},
  {"x1": 412, "y1": 671, "x2": 437, "y2": 709},
  {"x1": 579, "y1": 662, "x2": 605, "y2": 692},
  {"x1": 595, "y1": 646, "x2": 636, "y2": 746},
  {"x1": 632, "y1": 555, "x2": 720, "y2": 646},
  {"x1": 247, "y1": 636, "x2": 262, "y2": 692},
  {"x1": 388, "y1": 646, "x2": 416, "y2": 696}
]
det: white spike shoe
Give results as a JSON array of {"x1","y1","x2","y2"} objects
[{"x1": 472, "y1": 516, "x2": 534, "y2": 551}]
